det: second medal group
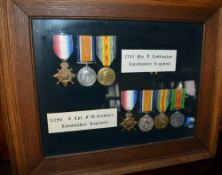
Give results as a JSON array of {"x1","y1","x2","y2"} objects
[
  {"x1": 120, "y1": 88, "x2": 186, "y2": 132},
  {"x1": 53, "y1": 34, "x2": 117, "y2": 87}
]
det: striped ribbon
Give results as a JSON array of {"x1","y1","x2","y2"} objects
[
  {"x1": 96, "y1": 36, "x2": 116, "y2": 67},
  {"x1": 170, "y1": 88, "x2": 186, "y2": 110},
  {"x1": 77, "y1": 35, "x2": 95, "y2": 63},
  {"x1": 53, "y1": 34, "x2": 73, "y2": 60},
  {"x1": 139, "y1": 90, "x2": 153, "y2": 113},
  {"x1": 121, "y1": 90, "x2": 137, "y2": 111},
  {"x1": 154, "y1": 89, "x2": 171, "y2": 113}
]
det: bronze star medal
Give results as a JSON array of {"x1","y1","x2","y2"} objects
[
  {"x1": 120, "y1": 112, "x2": 137, "y2": 131},
  {"x1": 54, "y1": 62, "x2": 76, "y2": 87}
]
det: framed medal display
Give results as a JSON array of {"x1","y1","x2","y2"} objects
[{"x1": 0, "y1": 1, "x2": 222, "y2": 175}]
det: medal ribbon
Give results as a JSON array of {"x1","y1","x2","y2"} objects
[
  {"x1": 185, "y1": 80, "x2": 196, "y2": 97},
  {"x1": 96, "y1": 36, "x2": 116, "y2": 67},
  {"x1": 170, "y1": 88, "x2": 186, "y2": 110},
  {"x1": 121, "y1": 90, "x2": 137, "y2": 111},
  {"x1": 77, "y1": 35, "x2": 95, "y2": 63},
  {"x1": 154, "y1": 89, "x2": 171, "y2": 113},
  {"x1": 53, "y1": 34, "x2": 73, "y2": 60},
  {"x1": 139, "y1": 90, "x2": 153, "y2": 113}
]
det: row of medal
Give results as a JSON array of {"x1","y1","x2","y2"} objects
[
  {"x1": 53, "y1": 34, "x2": 117, "y2": 87},
  {"x1": 120, "y1": 88, "x2": 189, "y2": 132}
]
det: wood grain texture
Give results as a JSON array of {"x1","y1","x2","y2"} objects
[
  {"x1": 0, "y1": 0, "x2": 222, "y2": 174},
  {"x1": 0, "y1": 100, "x2": 9, "y2": 161},
  {"x1": 14, "y1": 0, "x2": 222, "y2": 22},
  {"x1": 196, "y1": 7, "x2": 222, "y2": 155},
  {"x1": 0, "y1": 0, "x2": 43, "y2": 174},
  {"x1": 0, "y1": 62, "x2": 9, "y2": 161},
  {"x1": 0, "y1": 1, "x2": 19, "y2": 173},
  {"x1": 32, "y1": 138, "x2": 211, "y2": 175}
]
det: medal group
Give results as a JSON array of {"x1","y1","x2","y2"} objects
[
  {"x1": 53, "y1": 33, "x2": 117, "y2": 87},
  {"x1": 120, "y1": 88, "x2": 187, "y2": 132}
]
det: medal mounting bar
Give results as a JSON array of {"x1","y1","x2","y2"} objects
[{"x1": 0, "y1": 0, "x2": 222, "y2": 175}]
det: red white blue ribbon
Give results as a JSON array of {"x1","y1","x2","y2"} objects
[
  {"x1": 121, "y1": 90, "x2": 137, "y2": 111},
  {"x1": 53, "y1": 34, "x2": 73, "y2": 60}
]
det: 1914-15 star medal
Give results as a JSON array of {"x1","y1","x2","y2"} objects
[
  {"x1": 53, "y1": 62, "x2": 76, "y2": 87},
  {"x1": 120, "y1": 112, "x2": 137, "y2": 131}
]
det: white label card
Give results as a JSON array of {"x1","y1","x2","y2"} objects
[
  {"x1": 121, "y1": 50, "x2": 177, "y2": 73},
  {"x1": 47, "y1": 108, "x2": 117, "y2": 134}
]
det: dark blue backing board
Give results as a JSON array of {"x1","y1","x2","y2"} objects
[{"x1": 32, "y1": 19, "x2": 202, "y2": 156}]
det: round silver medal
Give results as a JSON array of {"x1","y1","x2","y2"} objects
[
  {"x1": 77, "y1": 66, "x2": 96, "y2": 86},
  {"x1": 170, "y1": 112, "x2": 185, "y2": 128},
  {"x1": 138, "y1": 114, "x2": 154, "y2": 132}
]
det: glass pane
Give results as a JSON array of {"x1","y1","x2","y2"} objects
[{"x1": 32, "y1": 19, "x2": 202, "y2": 156}]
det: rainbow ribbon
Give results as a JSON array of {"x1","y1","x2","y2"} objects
[
  {"x1": 53, "y1": 34, "x2": 73, "y2": 60},
  {"x1": 121, "y1": 90, "x2": 137, "y2": 111},
  {"x1": 77, "y1": 35, "x2": 95, "y2": 63},
  {"x1": 139, "y1": 90, "x2": 153, "y2": 113},
  {"x1": 170, "y1": 88, "x2": 186, "y2": 110},
  {"x1": 154, "y1": 89, "x2": 171, "y2": 113},
  {"x1": 96, "y1": 36, "x2": 116, "y2": 67}
]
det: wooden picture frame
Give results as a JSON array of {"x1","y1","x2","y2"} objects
[{"x1": 0, "y1": 0, "x2": 222, "y2": 174}]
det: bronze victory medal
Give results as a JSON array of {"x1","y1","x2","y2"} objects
[
  {"x1": 120, "y1": 112, "x2": 137, "y2": 131},
  {"x1": 155, "y1": 113, "x2": 169, "y2": 129},
  {"x1": 53, "y1": 62, "x2": 76, "y2": 87},
  {"x1": 97, "y1": 67, "x2": 116, "y2": 86}
]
